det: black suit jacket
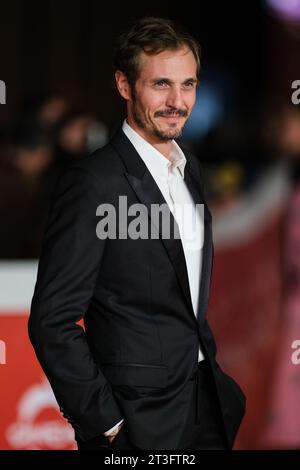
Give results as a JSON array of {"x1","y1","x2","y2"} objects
[{"x1": 28, "y1": 128, "x2": 246, "y2": 450}]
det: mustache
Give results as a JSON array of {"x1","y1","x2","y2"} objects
[{"x1": 154, "y1": 109, "x2": 188, "y2": 118}]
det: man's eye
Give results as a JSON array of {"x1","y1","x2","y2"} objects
[
  {"x1": 183, "y1": 82, "x2": 195, "y2": 88},
  {"x1": 155, "y1": 81, "x2": 168, "y2": 87}
]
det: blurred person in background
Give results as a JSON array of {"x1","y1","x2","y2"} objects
[
  {"x1": 14, "y1": 93, "x2": 69, "y2": 144},
  {"x1": 51, "y1": 111, "x2": 94, "y2": 177},
  {"x1": 0, "y1": 131, "x2": 53, "y2": 258},
  {"x1": 46, "y1": 110, "x2": 109, "y2": 193}
]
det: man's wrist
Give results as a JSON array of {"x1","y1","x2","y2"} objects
[
  {"x1": 106, "y1": 422, "x2": 123, "y2": 442},
  {"x1": 103, "y1": 418, "x2": 124, "y2": 437}
]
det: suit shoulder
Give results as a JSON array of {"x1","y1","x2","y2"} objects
[{"x1": 51, "y1": 144, "x2": 124, "y2": 201}]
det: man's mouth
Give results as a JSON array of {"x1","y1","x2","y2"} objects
[
  {"x1": 162, "y1": 115, "x2": 181, "y2": 120},
  {"x1": 155, "y1": 110, "x2": 188, "y2": 118}
]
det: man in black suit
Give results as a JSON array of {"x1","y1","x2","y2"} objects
[{"x1": 28, "y1": 17, "x2": 246, "y2": 450}]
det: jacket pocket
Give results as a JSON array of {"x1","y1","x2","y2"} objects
[{"x1": 101, "y1": 363, "x2": 169, "y2": 388}]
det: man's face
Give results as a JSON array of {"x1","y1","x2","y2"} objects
[{"x1": 117, "y1": 46, "x2": 198, "y2": 143}]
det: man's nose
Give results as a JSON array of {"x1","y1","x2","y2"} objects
[{"x1": 166, "y1": 87, "x2": 184, "y2": 109}]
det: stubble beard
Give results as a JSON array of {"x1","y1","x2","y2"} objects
[{"x1": 131, "y1": 95, "x2": 187, "y2": 142}]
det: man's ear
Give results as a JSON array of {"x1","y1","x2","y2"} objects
[{"x1": 115, "y1": 70, "x2": 131, "y2": 100}]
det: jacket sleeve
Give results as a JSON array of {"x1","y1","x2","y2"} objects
[{"x1": 28, "y1": 165, "x2": 124, "y2": 441}]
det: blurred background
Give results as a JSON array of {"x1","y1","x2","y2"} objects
[{"x1": 0, "y1": 0, "x2": 300, "y2": 450}]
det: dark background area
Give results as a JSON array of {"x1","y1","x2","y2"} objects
[{"x1": 0, "y1": 0, "x2": 265, "y2": 130}]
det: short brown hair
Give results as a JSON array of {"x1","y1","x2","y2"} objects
[{"x1": 113, "y1": 17, "x2": 201, "y2": 88}]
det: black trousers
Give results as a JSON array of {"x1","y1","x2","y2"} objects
[{"x1": 76, "y1": 361, "x2": 228, "y2": 450}]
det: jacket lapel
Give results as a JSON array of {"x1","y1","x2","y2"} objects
[{"x1": 184, "y1": 160, "x2": 213, "y2": 323}]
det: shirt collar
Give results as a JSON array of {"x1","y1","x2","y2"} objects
[{"x1": 122, "y1": 119, "x2": 186, "y2": 179}]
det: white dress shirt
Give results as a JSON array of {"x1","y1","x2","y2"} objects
[{"x1": 104, "y1": 120, "x2": 205, "y2": 436}]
